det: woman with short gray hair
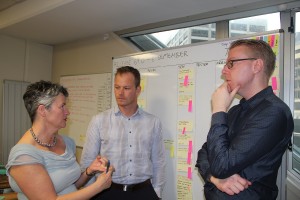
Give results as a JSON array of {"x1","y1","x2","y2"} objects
[{"x1": 6, "y1": 80, "x2": 114, "y2": 200}]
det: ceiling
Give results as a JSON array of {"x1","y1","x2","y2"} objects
[
  {"x1": 0, "y1": 0, "x2": 296, "y2": 45},
  {"x1": 0, "y1": 0, "x2": 25, "y2": 12}
]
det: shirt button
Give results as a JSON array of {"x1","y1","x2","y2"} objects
[
  {"x1": 130, "y1": 159, "x2": 132, "y2": 162},
  {"x1": 130, "y1": 145, "x2": 132, "y2": 147},
  {"x1": 130, "y1": 174, "x2": 132, "y2": 176},
  {"x1": 129, "y1": 131, "x2": 131, "y2": 133}
]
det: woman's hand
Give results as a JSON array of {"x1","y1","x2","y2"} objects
[
  {"x1": 95, "y1": 165, "x2": 115, "y2": 191},
  {"x1": 86, "y1": 155, "x2": 109, "y2": 175}
]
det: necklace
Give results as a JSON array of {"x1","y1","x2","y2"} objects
[{"x1": 30, "y1": 128, "x2": 57, "y2": 147}]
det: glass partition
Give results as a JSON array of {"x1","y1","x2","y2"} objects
[{"x1": 293, "y1": 12, "x2": 300, "y2": 175}]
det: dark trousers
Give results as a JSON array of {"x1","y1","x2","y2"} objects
[{"x1": 91, "y1": 183, "x2": 159, "y2": 200}]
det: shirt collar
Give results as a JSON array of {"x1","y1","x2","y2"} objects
[
  {"x1": 113, "y1": 106, "x2": 143, "y2": 117},
  {"x1": 239, "y1": 86, "x2": 273, "y2": 110}
]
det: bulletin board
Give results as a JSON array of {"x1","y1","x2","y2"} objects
[
  {"x1": 112, "y1": 30, "x2": 283, "y2": 200},
  {"x1": 60, "y1": 73, "x2": 112, "y2": 147}
]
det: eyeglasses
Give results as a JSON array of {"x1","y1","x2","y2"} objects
[{"x1": 225, "y1": 58, "x2": 257, "y2": 69}]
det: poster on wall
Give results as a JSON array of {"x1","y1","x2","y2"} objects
[{"x1": 60, "y1": 73, "x2": 112, "y2": 147}]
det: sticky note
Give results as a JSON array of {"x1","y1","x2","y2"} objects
[
  {"x1": 182, "y1": 127, "x2": 186, "y2": 134},
  {"x1": 184, "y1": 75, "x2": 189, "y2": 86},
  {"x1": 187, "y1": 152, "x2": 191, "y2": 165},
  {"x1": 263, "y1": 36, "x2": 268, "y2": 43},
  {"x1": 188, "y1": 100, "x2": 192, "y2": 112},
  {"x1": 170, "y1": 145, "x2": 174, "y2": 158},
  {"x1": 269, "y1": 35, "x2": 275, "y2": 47},
  {"x1": 188, "y1": 167, "x2": 192, "y2": 179},
  {"x1": 272, "y1": 76, "x2": 277, "y2": 90},
  {"x1": 188, "y1": 140, "x2": 192, "y2": 153}
]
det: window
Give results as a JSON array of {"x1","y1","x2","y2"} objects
[
  {"x1": 231, "y1": 23, "x2": 247, "y2": 31},
  {"x1": 124, "y1": 13, "x2": 281, "y2": 51},
  {"x1": 229, "y1": 13, "x2": 280, "y2": 37},
  {"x1": 230, "y1": 33, "x2": 244, "y2": 37},
  {"x1": 126, "y1": 35, "x2": 167, "y2": 51},
  {"x1": 293, "y1": 12, "x2": 300, "y2": 175},
  {"x1": 166, "y1": 24, "x2": 216, "y2": 47},
  {"x1": 249, "y1": 25, "x2": 266, "y2": 32},
  {"x1": 191, "y1": 29, "x2": 209, "y2": 37},
  {"x1": 211, "y1": 31, "x2": 216, "y2": 38},
  {"x1": 125, "y1": 23, "x2": 216, "y2": 51}
]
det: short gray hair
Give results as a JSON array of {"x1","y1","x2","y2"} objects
[{"x1": 23, "y1": 80, "x2": 68, "y2": 123}]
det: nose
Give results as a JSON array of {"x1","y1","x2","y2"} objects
[
  {"x1": 222, "y1": 65, "x2": 229, "y2": 74},
  {"x1": 119, "y1": 88, "x2": 124, "y2": 95},
  {"x1": 65, "y1": 108, "x2": 70, "y2": 115},
  {"x1": 115, "y1": 89, "x2": 123, "y2": 98}
]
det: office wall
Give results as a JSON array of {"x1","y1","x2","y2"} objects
[
  {"x1": 52, "y1": 32, "x2": 137, "y2": 160},
  {"x1": 0, "y1": 35, "x2": 52, "y2": 163}
]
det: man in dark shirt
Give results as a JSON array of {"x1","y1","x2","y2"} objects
[{"x1": 195, "y1": 39, "x2": 293, "y2": 199}]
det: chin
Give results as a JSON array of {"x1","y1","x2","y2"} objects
[
  {"x1": 116, "y1": 100, "x2": 125, "y2": 105},
  {"x1": 227, "y1": 84, "x2": 233, "y2": 92},
  {"x1": 118, "y1": 101, "x2": 127, "y2": 106}
]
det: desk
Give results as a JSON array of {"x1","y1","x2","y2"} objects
[
  {"x1": 0, "y1": 192, "x2": 17, "y2": 200},
  {"x1": 0, "y1": 175, "x2": 10, "y2": 189},
  {"x1": 0, "y1": 175, "x2": 17, "y2": 199}
]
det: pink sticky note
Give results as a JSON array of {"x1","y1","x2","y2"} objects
[
  {"x1": 188, "y1": 100, "x2": 192, "y2": 112},
  {"x1": 272, "y1": 77, "x2": 277, "y2": 90},
  {"x1": 184, "y1": 75, "x2": 189, "y2": 86},
  {"x1": 188, "y1": 167, "x2": 192, "y2": 179},
  {"x1": 187, "y1": 152, "x2": 191, "y2": 165},
  {"x1": 182, "y1": 127, "x2": 186, "y2": 135},
  {"x1": 188, "y1": 140, "x2": 192, "y2": 153},
  {"x1": 269, "y1": 35, "x2": 275, "y2": 47}
]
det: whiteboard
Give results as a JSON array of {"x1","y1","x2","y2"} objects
[
  {"x1": 112, "y1": 30, "x2": 283, "y2": 200},
  {"x1": 60, "y1": 73, "x2": 112, "y2": 147}
]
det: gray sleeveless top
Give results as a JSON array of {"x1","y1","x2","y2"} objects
[{"x1": 6, "y1": 135, "x2": 80, "y2": 200}]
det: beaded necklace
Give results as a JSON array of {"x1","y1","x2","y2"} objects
[{"x1": 30, "y1": 128, "x2": 57, "y2": 147}]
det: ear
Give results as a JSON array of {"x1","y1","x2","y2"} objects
[
  {"x1": 253, "y1": 58, "x2": 264, "y2": 74},
  {"x1": 37, "y1": 104, "x2": 47, "y2": 117},
  {"x1": 136, "y1": 85, "x2": 141, "y2": 96}
]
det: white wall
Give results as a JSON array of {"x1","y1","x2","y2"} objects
[{"x1": 0, "y1": 34, "x2": 52, "y2": 164}]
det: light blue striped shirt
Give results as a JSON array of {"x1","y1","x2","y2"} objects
[{"x1": 80, "y1": 106, "x2": 166, "y2": 197}]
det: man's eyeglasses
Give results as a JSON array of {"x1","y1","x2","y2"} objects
[{"x1": 225, "y1": 58, "x2": 257, "y2": 69}]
